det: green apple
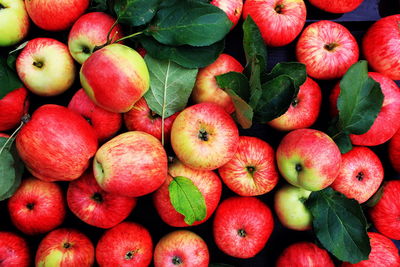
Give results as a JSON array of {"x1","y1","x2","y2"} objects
[{"x1": 0, "y1": 0, "x2": 29, "y2": 46}]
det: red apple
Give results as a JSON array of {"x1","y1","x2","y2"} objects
[
  {"x1": 153, "y1": 159, "x2": 222, "y2": 227},
  {"x1": 0, "y1": 232, "x2": 30, "y2": 267},
  {"x1": 242, "y1": 0, "x2": 306, "y2": 47},
  {"x1": 96, "y1": 222, "x2": 153, "y2": 267},
  {"x1": 25, "y1": 0, "x2": 89, "y2": 31},
  {"x1": 211, "y1": 0, "x2": 243, "y2": 29},
  {"x1": 35, "y1": 228, "x2": 94, "y2": 267},
  {"x1": 93, "y1": 131, "x2": 167, "y2": 197},
  {"x1": 67, "y1": 171, "x2": 137, "y2": 229},
  {"x1": 276, "y1": 242, "x2": 335, "y2": 267},
  {"x1": 80, "y1": 43, "x2": 150, "y2": 113},
  {"x1": 123, "y1": 97, "x2": 179, "y2": 142},
  {"x1": 68, "y1": 88, "x2": 122, "y2": 142},
  {"x1": 268, "y1": 77, "x2": 322, "y2": 131},
  {"x1": 218, "y1": 136, "x2": 279, "y2": 196},
  {"x1": 8, "y1": 177, "x2": 66, "y2": 235},
  {"x1": 171, "y1": 102, "x2": 239, "y2": 170},
  {"x1": 213, "y1": 196, "x2": 274, "y2": 258},
  {"x1": 154, "y1": 230, "x2": 209, "y2": 267},
  {"x1": 369, "y1": 180, "x2": 400, "y2": 240},
  {"x1": 363, "y1": 15, "x2": 400, "y2": 81},
  {"x1": 389, "y1": 129, "x2": 400, "y2": 173},
  {"x1": 68, "y1": 12, "x2": 124, "y2": 64},
  {"x1": 331, "y1": 146, "x2": 384, "y2": 203},
  {"x1": 0, "y1": 87, "x2": 29, "y2": 131},
  {"x1": 342, "y1": 232, "x2": 400, "y2": 267},
  {"x1": 16, "y1": 104, "x2": 98, "y2": 182},
  {"x1": 276, "y1": 128, "x2": 342, "y2": 191},
  {"x1": 296, "y1": 20, "x2": 359, "y2": 80},
  {"x1": 0, "y1": 133, "x2": 9, "y2": 138},
  {"x1": 308, "y1": 0, "x2": 364, "y2": 13},
  {"x1": 0, "y1": 0, "x2": 30, "y2": 47}
]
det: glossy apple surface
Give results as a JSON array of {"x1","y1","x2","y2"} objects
[
  {"x1": 389, "y1": 129, "x2": 400, "y2": 173},
  {"x1": 308, "y1": 0, "x2": 364, "y2": 13},
  {"x1": 0, "y1": 87, "x2": 29, "y2": 131},
  {"x1": 211, "y1": 0, "x2": 243, "y2": 29},
  {"x1": 0, "y1": 232, "x2": 29, "y2": 267},
  {"x1": 0, "y1": 0, "x2": 29, "y2": 46}
]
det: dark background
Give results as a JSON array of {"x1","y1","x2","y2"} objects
[{"x1": 1, "y1": 0, "x2": 400, "y2": 266}]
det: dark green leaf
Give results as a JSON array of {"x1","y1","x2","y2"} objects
[
  {"x1": 226, "y1": 89, "x2": 253, "y2": 129},
  {"x1": 262, "y1": 62, "x2": 306, "y2": 89},
  {"x1": 365, "y1": 184, "x2": 385, "y2": 208},
  {"x1": 168, "y1": 176, "x2": 207, "y2": 225},
  {"x1": 305, "y1": 188, "x2": 371, "y2": 264},
  {"x1": 114, "y1": 0, "x2": 160, "y2": 27},
  {"x1": 89, "y1": 0, "x2": 108, "y2": 11},
  {"x1": 147, "y1": 0, "x2": 231, "y2": 46},
  {"x1": 333, "y1": 133, "x2": 353, "y2": 154},
  {"x1": 216, "y1": 71, "x2": 250, "y2": 101},
  {"x1": 0, "y1": 138, "x2": 17, "y2": 200},
  {"x1": 7, "y1": 41, "x2": 28, "y2": 70},
  {"x1": 140, "y1": 36, "x2": 224, "y2": 68},
  {"x1": 0, "y1": 57, "x2": 23, "y2": 100},
  {"x1": 248, "y1": 57, "x2": 263, "y2": 108}
]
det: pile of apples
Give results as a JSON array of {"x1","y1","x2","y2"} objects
[{"x1": 1, "y1": 0, "x2": 400, "y2": 266}]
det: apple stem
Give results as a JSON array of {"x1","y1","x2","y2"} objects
[
  {"x1": 106, "y1": 19, "x2": 120, "y2": 45},
  {"x1": 0, "y1": 3, "x2": 5, "y2": 9},
  {"x1": 33, "y1": 61, "x2": 43, "y2": 68},
  {"x1": 172, "y1": 256, "x2": 183, "y2": 265},
  {"x1": 113, "y1": 31, "x2": 144, "y2": 44},
  {"x1": 0, "y1": 114, "x2": 30, "y2": 155}
]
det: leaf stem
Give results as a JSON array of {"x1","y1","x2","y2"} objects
[
  {"x1": 106, "y1": 19, "x2": 120, "y2": 44},
  {"x1": 0, "y1": 115, "x2": 28, "y2": 155},
  {"x1": 113, "y1": 31, "x2": 143, "y2": 44},
  {"x1": 161, "y1": 61, "x2": 171, "y2": 146}
]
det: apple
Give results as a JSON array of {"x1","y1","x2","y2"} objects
[
  {"x1": 296, "y1": 20, "x2": 359, "y2": 80},
  {"x1": 274, "y1": 184, "x2": 312, "y2": 231},
  {"x1": 80, "y1": 43, "x2": 150, "y2": 113},
  {"x1": 211, "y1": 0, "x2": 243, "y2": 29},
  {"x1": 68, "y1": 12, "x2": 124, "y2": 64},
  {"x1": 68, "y1": 88, "x2": 122, "y2": 142},
  {"x1": 96, "y1": 222, "x2": 153, "y2": 267},
  {"x1": 171, "y1": 102, "x2": 239, "y2": 170},
  {"x1": 35, "y1": 228, "x2": 94, "y2": 267},
  {"x1": 16, "y1": 38, "x2": 76, "y2": 96},
  {"x1": 153, "y1": 159, "x2": 222, "y2": 227},
  {"x1": 331, "y1": 146, "x2": 384, "y2": 203},
  {"x1": 191, "y1": 53, "x2": 244, "y2": 114},
  {"x1": 308, "y1": 0, "x2": 364, "y2": 13},
  {"x1": 0, "y1": 232, "x2": 30, "y2": 267},
  {"x1": 0, "y1": 133, "x2": 9, "y2": 138},
  {"x1": 0, "y1": 0, "x2": 29, "y2": 46},
  {"x1": 124, "y1": 97, "x2": 179, "y2": 142},
  {"x1": 154, "y1": 230, "x2": 209, "y2": 267},
  {"x1": 93, "y1": 131, "x2": 167, "y2": 197},
  {"x1": 218, "y1": 136, "x2": 279, "y2": 196},
  {"x1": 16, "y1": 104, "x2": 98, "y2": 182},
  {"x1": 8, "y1": 177, "x2": 66, "y2": 235},
  {"x1": 369, "y1": 180, "x2": 400, "y2": 240},
  {"x1": 242, "y1": 0, "x2": 306, "y2": 47},
  {"x1": 363, "y1": 15, "x2": 400, "y2": 81},
  {"x1": 276, "y1": 128, "x2": 341, "y2": 191},
  {"x1": 213, "y1": 196, "x2": 274, "y2": 258},
  {"x1": 268, "y1": 77, "x2": 322, "y2": 131},
  {"x1": 342, "y1": 232, "x2": 400, "y2": 267},
  {"x1": 25, "y1": 0, "x2": 88, "y2": 31},
  {"x1": 67, "y1": 171, "x2": 137, "y2": 229},
  {"x1": 389, "y1": 129, "x2": 400, "y2": 173},
  {"x1": 276, "y1": 242, "x2": 335, "y2": 267},
  {"x1": 0, "y1": 87, "x2": 29, "y2": 131},
  {"x1": 329, "y1": 72, "x2": 400, "y2": 146}
]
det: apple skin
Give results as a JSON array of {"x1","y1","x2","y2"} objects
[
  {"x1": 296, "y1": 20, "x2": 359, "y2": 80},
  {"x1": 369, "y1": 180, "x2": 400, "y2": 240},
  {"x1": 274, "y1": 184, "x2": 312, "y2": 231},
  {"x1": 218, "y1": 136, "x2": 279, "y2": 196},
  {"x1": 16, "y1": 38, "x2": 76, "y2": 96},
  {"x1": 153, "y1": 159, "x2": 222, "y2": 227},
  {"x1": 389, "y1": 129, "x2": 400, "y2": 173},
  {"x1": 68, "y1": 12, "x2": 124, "y2": 64},
  {"x1": 96, "y1": 222, "x2": 153, "y2": 267},
  {"x1": 0, "y1": 232, "x2": 30, "y2": 267},
  {"x1": 308, "y1": 0, "x2": 364, "y2": 13},
  {"x1": 0, "y1": 0, "x2": 29, "y2": 47},
  {"x1": 93, "y1": 131, "x2": 168, "y2": 197},
  {"x1": 331, "y1": 146, "x2": 384, "y2": 204},
  {"x1": 80, "y1": 43, "x2": 150, "y2": 113},
  {"x1": 276, "y1": 242, "x2": 335, "y2": 267},
  {"x1": 276, "y1": 128, "x2": 341, "y2": 191},
  {"x1": 67, "y1": 171, "x2": 137, "y2": 229},
  {"x1": 211, "y1": 0, "x2": 243, "y2": 29},
  {"x1": 154, "y1": 230, "x2": 209, "y2": 267},
  {"x1": 124, "y1": 97, "x2": 179, "y2": 142},
  {"x1": 35, "y1": 228, "x2": 94, "y2": 267},
  {"x1": 242, "y1": 0, "x2": 306, "y2": 47},
  {"x1": 171, "y1": 102, "x2": 239, "y2": 170},
  {"x1": 363, "y1": 15, "x2": 400, "y2": 81},
  {"x1": 0, "y1": 87, "x2": 29, "y2": 131},
  {"x1": 0, "y1": 133, "x2": 9, "y2": 138},
  {"x1": 25, "y1": 0, "x2": 88, "y2": 31},
  {"x1": 68, "y1": 88, "x2": 122, "y2": 143},
  {"x1": 268, "y1": 77, "x2": 322, "y2": 131},
  {"x1": 342, "y1": 232, "x2": 400, "y2": 267},
  {"x1": 213, "y1": 196, "x2": 274, "y2": 258},
  {"x1": 7, "y1": 177, "x2": 66, "y2": 235},
  {"x1": 16, "y1": 104, "x2": 98, "y2": 182}
]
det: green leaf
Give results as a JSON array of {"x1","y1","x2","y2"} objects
[
  {"x1": 365, "y1": 184, "x2": 385, "y2": 208},
  {"x1": 305, "y1": 188, "x2": 371, "y2": 264},
  {"x1": 333, "y1": 132, "x2": 353, "y2": 154},
  {"x1": 262, "y1": 62, "x2": 306, "y2": 88},
  {"x1": 0, "y1": 137, "x2": 23, "y2": 201},
  {"x1": 168, "y1": 176, "x2": 207, "y2": 225},
  {"x1": 114, "y1": 0, "x2": 160, "y2": 27},
  {"x1": 248, "y1": 57, "x2": 263, "y2": 109},
  {"x1": 0, "y1": 57, "x2": 23, "y2": 100},
  {"x1": 226, "y1": 89, "x2": 253, "y2": 129},
  {"x1": 147, "y1": 0, "x2": 231, "y2": 46},
  {"x1": 89, "y1": 0, "x2": 108, "y2": 11},
  {"x1": 7, "y1": 41, "x2": 28, "y2": 70},
  {"x1": 140, "y1": 36, "x2": 224, "y2": 68},
  {"x1": 215, "y1": 71, "x2": 250, "y2": 101}
]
